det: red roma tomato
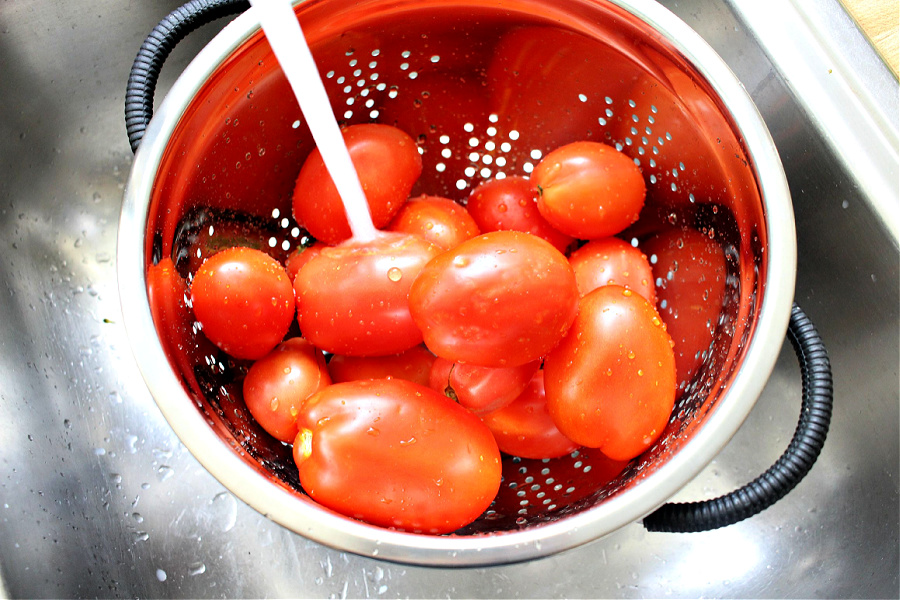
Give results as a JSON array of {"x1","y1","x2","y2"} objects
[
  {"x1": 242, "y1": 338, "x2": 331, "y2": 443},
  {"x1": 328, "y1": 344, "x2": 436, "y2": 387},
  {"x1": 532, "y1": 141, "x2": 646, "y2": 240},
  {"x1": 481, "y1": 370, "x2": 580, "y2": 459},
  {"x1": 292, "y1": 124, "x2": 422, "y2": 245},
  {"x1": 386, "y1": 195, "x2": 480, "y2": 251},
  {"x1": 293, "y1": 379, "x2": 502, "y2": 534},
  {"x1": 409, "y1": 230, "x2": 579, "y2": 368},
  {"x1": 641, "y1": 227, "x2": 727, "y2": 392},
  {"x1": 466, "y1": 176, "x2": 575, "y2": 254},
  {"x1": 294, "y1": 232, "x2": 442, "y2": 357},
  {"x1": 190, "y1": 247, "x2": 295, "y2": 360},
  {"x1": 569, "y1": 237, "x2": 657, "y2": 303},
  {"x1": 284, "y1": 242, "x2": 322, "y2": 283},
  {"x1": 544, "y1": 285, "x2": 676, "y2": 461},
  {"x1": 429, "y1": 356, "x2": 539, "y2": 415}
]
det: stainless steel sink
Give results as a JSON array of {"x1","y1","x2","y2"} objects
[{"x1": 0, "y1": 0, "x2": 896, "y2": 596}]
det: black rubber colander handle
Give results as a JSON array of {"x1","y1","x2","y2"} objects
[
  {"x1": 125, "y1": 0, "x2": 250, "y2": 153},
  {"x1": 643, "y1": 303, "x2": 833, "y2": 532}
]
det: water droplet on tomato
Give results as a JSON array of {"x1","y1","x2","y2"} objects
[
  {"x1": 627, "y1": 350, "x2": 636, "y2": 359},
  {"x1": 622, "y1": 289, "x2": 633, "y2": 297},
  {"x1": 269, "y1": 397, "x2": 279, "y2": 411},
  {"x1": 452, "y1": 256, "x2": 469, "y2": 268},
  {"x1": 497, "y1": 203, "x2": 507, "y2": 213},
  {"x1": 387, "y1": 267, "x2": 403, "y2": 282},
  {"x1": 367, "y1": 427, "x2": 380, "y2": 436}
]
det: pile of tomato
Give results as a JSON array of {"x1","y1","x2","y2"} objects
[{"x1": 173, "y1": 122, "x2": 687, "y2": 535}]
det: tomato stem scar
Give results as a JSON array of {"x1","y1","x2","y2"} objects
[{"x1": 444, "y1": 364, "x2": 459, "y2": 401}]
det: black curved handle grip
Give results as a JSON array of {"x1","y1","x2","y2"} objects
[
  {"x1": 125, "y1": 0, "x2": 250, "y2": 153},
  {"x1": 643, "y1": 303, "x2": 833, "y2": 532}
]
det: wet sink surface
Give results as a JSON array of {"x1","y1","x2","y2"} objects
[{"x1": 0, "y1": 0, "x2": 897, "y2": 597}]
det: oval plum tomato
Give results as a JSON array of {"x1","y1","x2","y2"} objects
[
  {"x1": 294, "y1": 232, "x2": 442, "y2": 357},
  {"x1": 532, "y1": 141, "x2": 646, "y2": 240},
  {"x1": 466, "y1": 176, "x2": 575, "y2": 254},
  {"x1": 293, "y1": 379, "x2": 502, "y2": 533},
  {"x1": 190, "y1": 247, "x2": 295, "y2": 360},
  {"x1": 429, "y1": 356, "x2": 540, "y2": 415},
  {"x1": 386, "y1": 195, "x2": 480, "y2": 251},
  {"x1": 569, "y1": 237, "x2": 656, "y2": 303},
  {"x1": 328, "y1": 344, "x2": 436, "y2": 387},
  {"x1": 242, "y1": 337, "x2": 331, "y2": 443},
  {"x1": 544, "y1": 285, "x2": 676, "y2": 461},
  {"x1": 284, "y1": 241, "x2": 322, "y2": 283},
  {"x1": 292, "y1": 124, "x2": 423, "y2": 245},
  {"x1": 481, "y1": 370, "x2": 580, "y2": 459},
  {"x1": 409, "y1": 230, "x2": 579, "y2": 368},
  {"x1": 641, "y1": 226, "x2": 727, "y2": 392}
]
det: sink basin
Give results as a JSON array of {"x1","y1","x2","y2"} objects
[{"x1": 0, "y1": 0, "x2": 895, "y2": 596}]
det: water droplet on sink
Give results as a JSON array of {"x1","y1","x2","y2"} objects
[{"x1": 157, "y1": 466, "x2": 174, "y2": 482}]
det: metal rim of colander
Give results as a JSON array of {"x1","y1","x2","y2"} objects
[{"x1": 118, "y1": 0, "x2": 796, "y2": 566}]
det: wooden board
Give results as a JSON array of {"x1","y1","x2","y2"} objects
[{"x1": 841, "y1": 0, "x2": 899, "y2": 76}]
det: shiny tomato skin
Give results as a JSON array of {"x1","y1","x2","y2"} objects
[
  {"x1": 569, "y1": 237, "x2": 657, "y2": 303},
  {"x1": 328, "y1": 344, "x2": 436, "y2": 387},
  {"x1": 544, "y1": 285, "x2": 676, "y2": 461},
  {"x1": 293, "y1": 379, "x2": 502, "y2": 534},
  {"x1": 466, "y1": 176, "x2": 575, "y2": 254},
  {"x1": 190, "y1": 247, "x2": 295, "y2": 360},
  {"x1": 294, "y1": 232, "x2": 442, "y2": 357},
  {"x1": 532, "y1": 141, "x2": 646, "y2": 240},
  {"x1": 242, "y1": 338, "x2": 331, "y2": 443},
  {"x1": 428, "y1": 356, "x2": 540, "y2": 415},
  {"x1": 284, "y1": 242, "x2": 323, "y2": 283},
  {"x1": 481, "y1": 370, "x2": 580, "y2": 459},
  {"x1": 292, "y1": 124, "x2": 423, "y2": 245},
  {"x1": 409, "y1": 230, "x2": 579, "y2": 368},
  {"x1": 386, "y1": 195, "x2": 480, "y2": 251}
]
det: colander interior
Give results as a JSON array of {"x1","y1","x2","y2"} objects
[{"x1": 139, "y1": 0, "x2": 769, "y2": 538}]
